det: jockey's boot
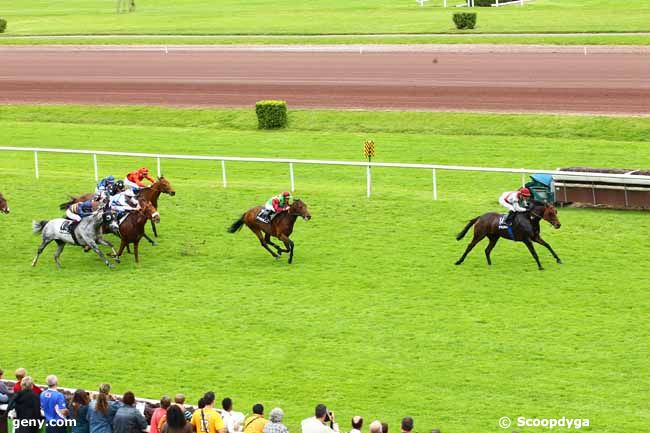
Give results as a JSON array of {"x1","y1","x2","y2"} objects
[{"x1": 505, "y1": 211, "x2": 515, "y2": 226}]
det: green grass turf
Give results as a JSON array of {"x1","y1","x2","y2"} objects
[
  {"x1": 0, "y1": 0, "x2": 649, "y2": 40},
  {"x1": 0, "y1": 106, "x2": 649, "y2": 433}
]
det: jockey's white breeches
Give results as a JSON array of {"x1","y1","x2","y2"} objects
[
  {"x1": 123, "y1": 178, "x2": 140, "y2": 191},
  {"x1": 264, "y1": 203, "x2": 275, "y2": 212},
  {"x1": 66, "y1": 209, "x2": 82, "y2": 222}
]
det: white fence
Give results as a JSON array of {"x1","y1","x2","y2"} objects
[{"x1": 1, "y1": 146, "x2": 649, "y2": 200}]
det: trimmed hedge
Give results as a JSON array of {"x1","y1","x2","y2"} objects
[
  {"x1": 255, "y1": 100, "x2": 288, "y2": 129},
  {"x1": 453, "y1": 13, "x2": 477, "y2": 30},
  {"x1": 0, "y1": 19, "x2": 7, "y2": 33}
]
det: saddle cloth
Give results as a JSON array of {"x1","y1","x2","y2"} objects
[
  {"x1": 60, "y1": 220, "x2": 74, "y2": 234},
  {"x1": 498, "y1": 215, "x2": 508, "y2": 230}
]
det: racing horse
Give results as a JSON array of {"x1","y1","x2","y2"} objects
[
  {"x1": 228, "y1": 199, "x2": 311, "y2": 264},
  {"x1": 32, "y1": 205, "x2": 119, "y2": 269},
  {"x1": 113, "y1": 200, "x2": 160, "y2": 264},
  {"x1": 455, "y1": 201, "x2": 562, "y2": 270},
  {"x1": 0, "y1": 192, "x2": 9, "y2": 214}
]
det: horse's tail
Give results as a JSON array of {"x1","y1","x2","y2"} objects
[
  {"x1": 59, "y1": 196, "x2": 78, "y2": 210},
  {"x1": 227, "y1": 214, "x2": 245, "y2": 233},
  {"x1": 32, "y1": 220, "x2": 48, "y2": 234},
  {"x1": 456, "y1": 217, "x2": 479, "y2": 241}
]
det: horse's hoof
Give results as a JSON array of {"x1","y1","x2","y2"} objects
[
  {"x1": 274, "y1": 256, "x2": 280, "y2": 260},
  {"x1": 108, "y1": 264, "x2": 115, "y2": 269},
  {"x1": 557, "y1": 259, "x2": 563, "y2": 265},
  {"x1": 151, "y1": 242, "x2": 158, "y2": 247},
  {"x1": 454, "y1": 261, "x2": 462, "y2": 266},
  {"x1": 538, "y1": 267, "x2": 545, "y2": 271}
]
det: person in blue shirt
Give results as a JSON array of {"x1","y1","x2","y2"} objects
[
  {"x1": 87, "y1": 384, "x2": 121, "y2": 433},
  {"x1": 40, "y1": 375, "x2": 69, "y2": 433},
  {"x1": 69, "y1": 389, "x2": 91, "y2": 433}
]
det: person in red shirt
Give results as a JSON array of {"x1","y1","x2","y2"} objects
[
  {"x1": 124, "y1": 167, "x2": 155, "y2": 190},
  {"x1": 12, "y1": 368, "x2": 42, "y2": 395}
]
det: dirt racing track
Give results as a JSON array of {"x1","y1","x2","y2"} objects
[{"x1": 1, "y1": 46, "x2": 649, "y2": 114}]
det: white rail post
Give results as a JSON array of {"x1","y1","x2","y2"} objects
[
  {"x1": 432, "y1": 168, "x2": 438, "y2": 200},
  {"x1": 289, "y1": 162, "x2": 295, "y2": 192},
  {"x1": 221, "y1": 160, "x2": 227, "y2": 188},
  {"x1": 93, "y1": 153, "x2": 99, "y2": 182},
  {"x1": 157, "y1": 157, "x2": 161, "y2": 177},
  {"x1": 34, "y1": 151, "x2": 39, "y2": 179},
  {"x1": 366, "y1": 165, "x2": 372, "y2": 198},
  {"x1": 521, "y1": 172, "x2": 526, "y2": 187},
  {"x1": 444, "y1": 0, "x2": 447, "y2": 7}
]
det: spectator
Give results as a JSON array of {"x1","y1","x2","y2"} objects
[
  {"x1": 190, "y1": 392, "x2": 226, "y2": 433},
  {"x1": 175, "y1": 395, "x2": 192, "y2": 421},
  {"x1": 301, "y1": 404, "x2": 339, "y2": 433},
  {"x1": 218, "y1": 398, "x2": 245, "y2": 433},
  {"x1": 88, "y1": 384, "x2": 120, "y2": 433},
  {"x1": 8, "y1": 376, "x2": 42, "y2": 433},
  {"x1": 368, "y1": 421, "x2": 382, "y2": 433},
  {"x1": 113, "y1": 392, "x2": 147, "y2": 433},
  {"x1": 69, "y1": 389, "x2": 91, "y2": 433},
  {"x1": 151, "y1": 396, "x2": 172, "y2": 433},
  {"x1": 41, "y1": 375, "x2": 70, "y2": 433},
  {"x1": 243, "y1": 404, "x2": 268, "y2": 433},
  {"x1": 0, "y1": 368, "x2": 10, "y2": 403},
  {"x1": 349, "y1": 417, "x2": 363, "y2": 433},
  {"x1": 13, "y1": 369, "x2": 42, "y2": 395},
  {"x1": 161, "y1": 405, "x2": 192, "y2": 433},
  {"x1": 263, "y1": 408, "x2": 288, "y2": 433},
  {"x1": 400, "y1": 418, "x2": 413, "y2": 433},
  {"x1": 380, "y1": 424, "x2": 388, "y2": 433}
]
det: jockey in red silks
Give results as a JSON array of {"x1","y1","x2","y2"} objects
[
  {"x1": 124, "y1": 167, "x2": 155, "y2": 191},
  {"x1": 499, "y1": 187, "x2": 532, "y2": 225},
  {"x1": 257, "y1": 191, "x2": 292, "y2": 223}
]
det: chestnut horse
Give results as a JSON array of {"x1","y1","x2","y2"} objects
[
  {"x1": 455, "y1": 201, "x2": 562, "y2": 270},
  {"x1": 228, "y1": 199, "x2": 311, "y2": 264},
  {"x1": 114, "y1": 200, "x2": 160, "y2": 264},
  {"x1": 0, "y1": 192, "x2": 9, "y2": 214}
]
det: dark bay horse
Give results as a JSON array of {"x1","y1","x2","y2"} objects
[
  {"x1": 0, "y1": 192, "x2": 9, "y2": 214},
  {"x1": 455, "y1": 202, "x2": 562, "y2": 270},
  {"x1": 228, "y1": 199, "x2": 312, "y2": 264},
  {"x1": 114, "y1": 201, "x2": 160, "y2": 264}
]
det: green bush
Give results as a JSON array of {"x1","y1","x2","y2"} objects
[
  {"x1": 255, "y1": 100, "x2": 288, "y2": 129},
  {"x1": 453, "y1": 12, "x2": 477, "y2": 30},
  {"x1": 0, "y1": 19, "x2": 7, "y2": 33}
]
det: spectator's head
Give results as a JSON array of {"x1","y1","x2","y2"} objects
[
  {"x1": 381, "y1": 422, "x2": 389, "y2": 433},
  {"x1": 222, "y1": 398, "x2": 233, "y2": 412},
  {"x1": 15, "y1": 368, "x2": 26, "y2": 381},
  {"x1": 46, "y1": 375, "x2": 58, "y2": 388},
  {"x1": 21, "y1": 376, "x2": 34, "y2": 391},
  {"x1": 160, "y1": 395, "x2": 172, "y2": 409},
  {"x1": 166, "y1": 405, "x2": 186, "y2": 429},
  {"x1": 175, "y1": 394, "x2": 186, "y2": 405},
  {"x1": 352, "y1": 416, "x2": 363, "y2": 430},
  {"x1": 198, "y1": 398, "x2": 206, "y2": 409},
  {"x1": 203, "y1": 392, "x2": 216, "y2": 407},
  {"x1": 122, "y1": 391, "x2": 136, "y2": 406},
  {"x1": 315, "y1": 404, "x2": 328, "y2": 420},
  {"x1": 72, "y1": 389, "x2": 91, "y2": 415},
  {"x1": 252, "y1": 404, "x2": 264, "y2": 416},
  {"x1": 369, "y1": 420, "x2": 383, "y2": 433},
  {"x1": 401, "y1": 417, "x2": 414, "y2": 433},
  {"x1": 269, "y1": 408, "x2": 284, "y2": 423},
  {"x1": 96, "y1": 384, "x2": 112, "y2": 415}
]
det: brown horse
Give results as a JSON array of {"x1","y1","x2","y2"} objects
[
  {"x1": 136, "y1": 176, "x2": 176, "y2": 238},
  {"x1": 455, "y1": 201, "x2": 562, "y2": 270},
  {"x1": 114, "y1": 201, "x2": 160, "y2": 264},
  {"x1": 228, "y1": 199, "x2": 312, "y2": 264},
  {"x1": 0, "y1": 192, "x2": 9, "y2": 214}
]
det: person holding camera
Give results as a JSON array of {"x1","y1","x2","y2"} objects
[{"x1": 301, "y1": 405, "x2": 339, "y2": 433}]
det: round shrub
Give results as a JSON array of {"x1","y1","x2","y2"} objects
[
  {"x1": 255, "y1": 100, "x2": 288, "y2": 129},
  {"x1": 0, "y1": 19, "x2": 7, "y2": 33},
  {"x1": 453, "y1": 12, "x2": 477, "y2": 30}
]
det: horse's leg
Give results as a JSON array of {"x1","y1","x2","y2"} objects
[
  {"x1": 32, "y1": 238, "x2": 53, "y2": 267},
  {"x1": 134, "y1": 240, "x2": 140, "y2": 264},
  {"x1": 278, "y1": 234, "x2": 294, "y2": 264},
  {"x1": 455, "y1": 233, "x2": 485, "y2": 265},
  {"x1": 142, "y1": 232, "x2": 158, "y2": 246},
  {"x1": 85, "y1": 238, "x2": 115, "y2": 269},
  {"x1": 97, "y1": 237, "x2": 120, "y2": 263},
  {"x1": 484, "y1": 235, "x2": 499, "y2": 266},
  {"x1": 116, "y1": 239, "x2": 127, "y2": 259},
  {"x1": 533, "y1": 234, "x2": 562, "y2": 264},
  {"x1": 265, "y1": 233, "x2": 285, "y2": 254},
  {"x1": 150, "y1": 220, "x2": 158, "y2": 238},
  {"x1": 523, "y1": 238, "x2": 543, "y2": 270},
  {"x1": 53, "y1": 240, "x2": 66, "y2": 269},
  {"x1": 255, "y1": 230, "x2": 279, "y2": 259}
]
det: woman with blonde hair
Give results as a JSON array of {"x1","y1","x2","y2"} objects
[{"x1": 88, "y1": 384, "x2": 120, "y2": 433}]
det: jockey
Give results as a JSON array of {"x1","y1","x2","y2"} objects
[
  {"x1": 96, "y1": 175, "x2": 116, "y2": 195},
  {"x1": 257, "y1": 191, "x2": 292, "y2": 223},
  {"x1": 109, "y1": 189, "x2": 140, "y2": 234},
  {"x1": 499, "y1": 187, "x2": 532, "y2": 225},
  {"x1": 65, "y1": 199, "x2": 98, "y2": 235},
  {"x1": 124, "y1": 167, "x2": 155, "y2": 191}
]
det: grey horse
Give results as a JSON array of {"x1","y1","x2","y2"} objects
[{"x1": 32, "y1": 209, "x2": 119, "y2": 269}]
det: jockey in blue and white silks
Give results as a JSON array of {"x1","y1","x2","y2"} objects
[
  {"x1": 66, "y1": 200, "x2": 95, "y2": 223},
  {"x1": 110, "y1": 189, "x2": 140, "y2": 216},
  {"x1": 96, "y1": 175, "x2": 116, "y2": 195}
]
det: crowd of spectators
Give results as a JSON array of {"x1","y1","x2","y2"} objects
[{"x1": 0, "y1": 368, "x2": 446, "y2": 433}]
